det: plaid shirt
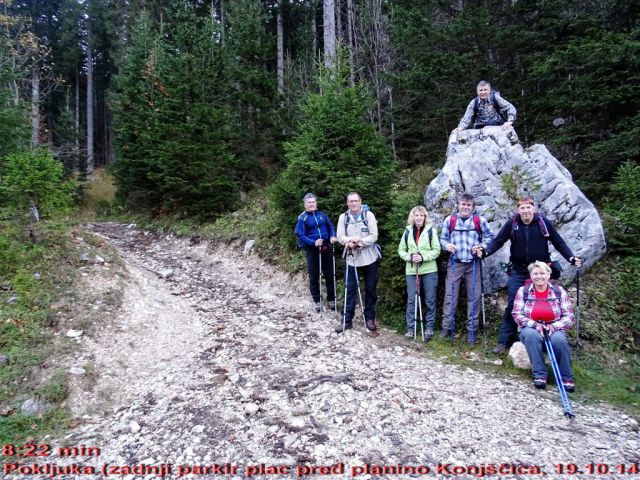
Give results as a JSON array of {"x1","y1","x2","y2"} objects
[
  {"x1": 512, "y1": 283, "x2": 574, "y2": 331},
  {"x1": 440, "y1": 214, "x2": 494, "y2": 263},
  {"x1": 457, "y1": 92, "x2": 517, "y2": 130}
]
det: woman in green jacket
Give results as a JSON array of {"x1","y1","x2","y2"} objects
[{"x1": 398, "y1": 206, "x2": 441, "y2": 341}]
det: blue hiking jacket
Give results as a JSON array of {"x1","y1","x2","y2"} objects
[{"x1": 294, "y1": 210, "x2": 336, "y2": 249}]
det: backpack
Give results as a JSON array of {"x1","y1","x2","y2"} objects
[
  {"x1": 522, "y1": 278, "x2": 563, "y2": 304},
  {"x1": 295, "y1": 211, "x2": 330, "y2": 250},
  {"x1": 449, "y1": 213, "x2": 483, "y2": 242},
  {"x1": 510, "y1": 214, "x2": 549, "y2": 238},
  {"x1": 344, "y1": 204, "x2": 371, "y2": 228},
  {"x1": 473, "y1": 90, "x2": 508, "y2": 126},
  {"x1": 343, "y1": 205, "x2": 382, "y2": 259},
  {"x1": 402, "y1": 226, "x2": 433, "y2": 251}
]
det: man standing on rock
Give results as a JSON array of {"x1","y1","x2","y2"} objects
[
  {"x1": 335, "y1": 192, "x2": 381, "y2": 333},
  {"x1": 478, "y1": 197, "x2": 583, "y2": 354},
  {"x1": 453, "y1": 80, "x2": 516, "y2": 132},
  {"x1": 440, "y1": 193, "x2": 494, "y2": 343},
  {"x1": 295, "y1": 193, "x2": 337, "y2": 312}
]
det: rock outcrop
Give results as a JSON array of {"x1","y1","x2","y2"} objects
[{"x1": 424, "y1": 127, "x2": 606, "y2": 292}]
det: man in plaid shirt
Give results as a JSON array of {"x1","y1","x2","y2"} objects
[
  {"x1": 453, "y1": 80, "x2": 516, "y2": 132},
  {"x1": 440, "y1": 193, "x2": 494, "y2": 343}
]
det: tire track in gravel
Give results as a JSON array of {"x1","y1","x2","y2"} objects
[{"x1": 50, "y1": 222, "x2": 639, "y2": 480}]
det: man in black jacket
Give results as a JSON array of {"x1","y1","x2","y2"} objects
[{"x1": 478, "y1": 197, "x2": 583, "y2": 354}]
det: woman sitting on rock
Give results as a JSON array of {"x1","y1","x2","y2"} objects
[{"x1": 512, "y1": 261, "x2": 575, "y2": 391}]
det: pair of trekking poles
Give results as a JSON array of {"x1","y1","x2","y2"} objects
[
  {"x1": 339, "y1": 248, "x2": 371, "y2": 333},
  {"x1": 447, "y1": 255, "x2": 488, "y2": 348},
  {"x1": 316, "y1": 245, "x2": 375, "y2": 334},
  {"x1": 317, "y1": 245, "x2": 337, "y2": 321}
]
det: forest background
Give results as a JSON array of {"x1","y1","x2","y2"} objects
[{"x1": 0, "y1": 0, "x2": 638, "y2": 440}]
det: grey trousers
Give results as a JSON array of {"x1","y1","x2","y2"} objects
[
  {"x1": 442, "y1": 260, "x2": 481, "y2": 334},
  {"x1": 405, "y1": 272, "x2": 438, "y2": 332}
]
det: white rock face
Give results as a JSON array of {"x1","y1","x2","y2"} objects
[
  {"x1": 425, "y1": 127, "x2": 606, "y2": 292},
  {"x1": 508, "y1": 342, "x2": 531, "y2": 370}
]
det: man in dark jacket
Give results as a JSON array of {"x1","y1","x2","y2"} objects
[
  {"x1": 478, "y1": 197, "x2": 583, "y2": 353},
  {"x1": 294, "y1": 193, "x2": 337, "y2": 312}
]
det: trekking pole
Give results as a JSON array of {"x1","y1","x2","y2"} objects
[
  {"x1": 332, "y1": 245, "x2": 338, "y2": 313},
  {"x1": 318, "y1": 247, "x2": 324, "y2": 320},
  {"x1": 414, "y1": 263, "x2": 424, "y2": 341},
  {"x1": 352, "y1": 261, "x2": 367, "y2": 330},
  {"x1": 543, "y1": 328, "x2": 575, "y2": 418},
  {"x1": 575, "y1": 268, "x2": 581, "y2": 351},
  {"x1": 469, "y1": 258, "x2": 477, "y2": 345},
  {"x1": 449, "y1": 255, "x2": 456, "y2": 342},
  {"x1": 341, "y1": 249, "x2": 351, "y2": 335},
  {"x1": 480, "y1": 259, "x2": 487, "y2": 351}
]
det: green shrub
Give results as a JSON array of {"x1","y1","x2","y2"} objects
[
  {"x1": 0, "y1": 149, "x2": 75, "y2": 220},
  {"x1": 604, "y1": 161, "x2": 640, "y2": 254}
]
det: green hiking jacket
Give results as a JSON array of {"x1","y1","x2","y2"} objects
[{"x1": 397, "y1": 224, "x2": 441, "y2": 275}]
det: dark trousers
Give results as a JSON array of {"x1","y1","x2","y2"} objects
[
  {"x1": 345, "y1": 260, "x2": 379, "y2": 323},
  {"x1": 497, "y1": 269, "x2": 530, "y2": 347},
  {"x1": 305, "y1": 246, "x2": 335, "y2": 303}
]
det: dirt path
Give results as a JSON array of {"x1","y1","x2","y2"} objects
[{"x1": 37, "y1": 223, "x2": 639, "y2": 479}]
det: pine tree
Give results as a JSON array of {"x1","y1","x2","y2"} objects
[
  {"x1": 272, "y1": 66, "x2": 395, "y2": 234},
  {"x1": 112, "y1": 11, "x2": 163, "y2": 209},
  {"x1": 223, "y1": 0, "x2": 278, "y2": 185},
  {"x1": 113, "y1": 3, "x2": 238, "y2": 219}
]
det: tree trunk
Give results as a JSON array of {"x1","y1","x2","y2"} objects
[
  {"x1": 277, "y1": 1, "x2": 284, "y2": 95},
  {"x1": 220, "y1": 0, "x2": 225, "y2": 44},
  {"x1": 75, "y1": 65, "x2": 80, "y2": 158},
  {"x1": 323, "y1": 0, "x2": 336, "y2": 68},
  {"x1": 86, "y1": 38, "x2": 94, "y2": 176},
  {"x1": 31, "y1": 68, "x2": 40, "y2": 146},
  {"x1": 28, "y1": 197, "x2": 40, "y2": 243},
  {"x1": 311, "y1": 2, "x2": 317, "y2": 65},
  {"x1": 346, "y1": 0, "x2": 355, "y2": 85},
  {"x1": 335, "y1": 0, "x2": 342, "y2": 43}
]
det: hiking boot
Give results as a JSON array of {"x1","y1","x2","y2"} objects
[
  {"x1": 439, "y1": 329, "x2": 451, "y2": 339},
  {"x1": 328, "y1": 300, "x2": 336, "y2": 310},
  {"x1": 424, "y1": 330, "x2": 434, "y2": 343},
  {"x1": 365, "y1": 319, "x2": 377, "y2": 331},
  {"x1": 315, "y1": 302, "x2": 322, "y2": 312},
  {"x1": 562, "y1": 380, "x2": 576, "y2": 393},
  {"x1": 405, "y1": 330, "x2": 414, "y2": 339},
  {"x1": 533, "y1": 378, "x2": 547, "y2": 390},
  {"x1": 493, "y1": 343, "x2": 507, "y2": 354},
  {"x1": 335, "y1": 322, "x2": 352, "y2": 333}
]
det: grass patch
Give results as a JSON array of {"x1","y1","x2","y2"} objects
[
  {"x1": 0, "y1": 220, "x2": 79, "y2": 442},
  {"x1": 81, "y1": 167, "x2": 118, "y2": 218}
]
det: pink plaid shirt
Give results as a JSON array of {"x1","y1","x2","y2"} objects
[{"x1": 512, "y1": 283, "x2": 574, "y2": 331}]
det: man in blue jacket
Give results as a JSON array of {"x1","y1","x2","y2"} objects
[
  {"x1": 295, "y1": 193, "x2": 337, "y2": 312},
  {"x1": 479, "y1": 197, "x2": 583, "y2": 354}
]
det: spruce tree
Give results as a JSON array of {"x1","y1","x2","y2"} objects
[
  {"x1": 113, "y1": 3, "x2": 238, "y2": 219},
  {"x1": 272, "y1": 66, "x2": 395, "y2": 234}
]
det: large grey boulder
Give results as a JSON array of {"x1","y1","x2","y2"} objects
[{"x1": 424, "y1": 127, "x2": 606, "y2": 293}]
